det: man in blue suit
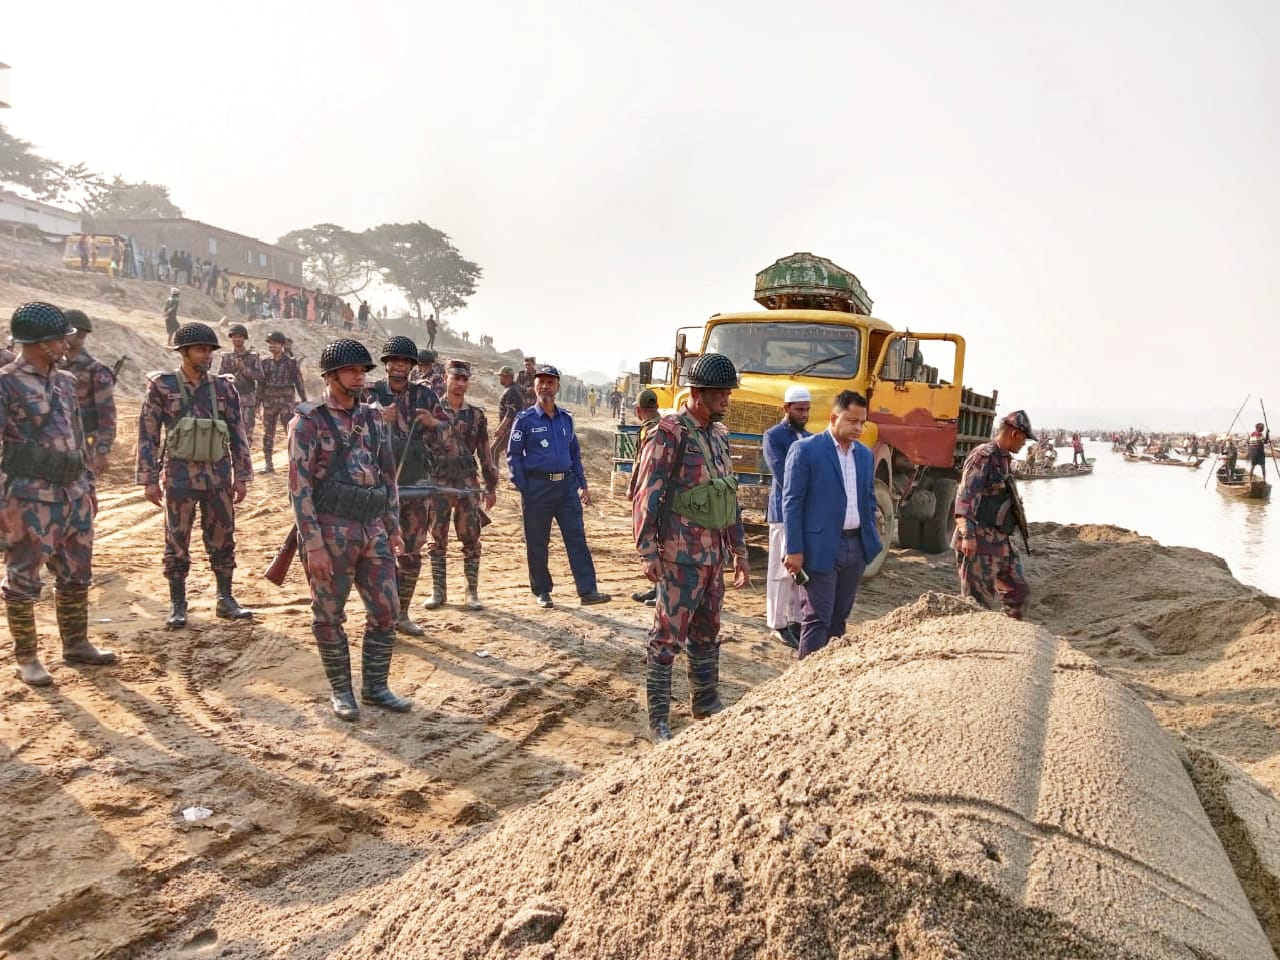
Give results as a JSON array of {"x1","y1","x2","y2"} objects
[
  {"x1": 762, "y1": 385, "x2": 812, "y2": 648},
  {"x1": 782, "y1": 390, "x2": 882, "y2": 659}
]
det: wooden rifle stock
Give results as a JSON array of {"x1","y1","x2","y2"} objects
[{"x1": 264, "y1": 527, "x2": 299, "y2": 586}]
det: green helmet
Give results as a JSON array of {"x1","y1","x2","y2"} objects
[
  {"x1": 11, "y1": 302, "x2": 75, "y2": 344},
  {"x1": 63, "y1": 309, "x2": 93, "y2": 333},
  {"x1": 170, "y1": 322, "x2": 221, "y2": 351},
  {"x1": 687, "y1": 353, "x2": 739, "y2": 389}
]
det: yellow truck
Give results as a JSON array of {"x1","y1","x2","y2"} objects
[{"x1": 616, "y1": 253, "x2": 997, "y2": 577}]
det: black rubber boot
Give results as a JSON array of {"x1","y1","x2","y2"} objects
[
  {"x1": 8, "y1": 601, "x2": 51, "y2": 686},
  {"x1": 646, "y1": 661, "x2": 673, "y2": 743},
  {"x1": 688, "y1": 641, "x2": 725, "y2": 720},
  {"x1": 262, "y1": 450, "x2": 275, "y2": 475},
  {"x1": 463, "y1": 558, "x2": 483, "y2": 611},
  {"x1": 214, "y1": 572, "x2": 253, "y2": 620},
  {"x1": 317, "y1": 637, "x2": 358, "y2": 721},
  {"x1": 57, "y1": 588, "x2": 117, "y2": 665},
  {"x1": 360, "y1": 632, "x2": 412, "y2": 713},
  {"x1": 395, "y1": 567, "x2": 425, "y2": 636},
  {"x1": 166, "y1": 579, "x2": 188, "y2": 629},
  {"x1": 422, "y1": 555, "x2": 447, "y2": 610}
]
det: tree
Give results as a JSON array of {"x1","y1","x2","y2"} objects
[
  {"x1": 364, "y1": 221, "x2": 482, "y2": 321},
  {"x1": 84, "y1": 176, "x2": 182, "y2": 218},
  {"x1": 0, "y1": 122, "x2": 102, "y2": 205},
  {"x1": 277, "y1": 223, "x2": 379, "y2": 295}
]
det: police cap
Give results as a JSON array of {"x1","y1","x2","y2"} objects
[
  {"x1": 1000, "y1": 409, "x2": 1036, "y2": 440},
  {"x1": 534, "y1": 364, "x2": 560, "y2": 380}
]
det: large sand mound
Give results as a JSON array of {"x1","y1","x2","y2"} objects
[{"x1": 338, "y1": 595, "x2": 1272, "y2": 960}]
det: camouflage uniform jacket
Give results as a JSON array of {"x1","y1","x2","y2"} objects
[
  {"x1": 61, "y1": 349, "x2": 117, "y2": 460},
  {"x1": 427, "y1": 401, "x2": 499, "y2": 493},
  {"x1": 135, "y1": 371, "x2": 252, "y2": 491},
  {"x1": 288, "y1": 398, "x2": 401, "y2": 555},
  {"x1": 0, "y1": 346, "x2": 14, "y2": 366},
  {"x1": 633, "y1": 407, "x2": 746, "y2": 567},
  {"x1": 0, "y1": 357, "x2": 93, "y2": 502},
  {"x1": 363, "y1": 378, "x2": 444, "y2": 483},
  {"x1": 497, "y1": 382, "x2": 526, "y2": 425},
  {"x1": 259, "y1": 355, "x2": 306, "y2": 401},
  {"x1": 516, "y1": 369, "x2": 536, "y2": 404},
  {"x1": 953, "y1": 441, "x2": 1016, "y2": 557},
  {"x1": 218, "y1": 348, "x2": 264, "y2": 399}
]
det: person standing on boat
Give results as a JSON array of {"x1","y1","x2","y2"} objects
[
  {"x1": 1071, "y1": 433, "x2": 1085, "y2": 466},
  {"x1": 1223, "y1": 437, "x2": 1239, "y2": 478},
  {"x1": 1247, "y1": 423, "x2": 1270, "y2": 480}
]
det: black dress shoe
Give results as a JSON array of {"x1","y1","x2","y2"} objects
[
  {"x1": 536, "y1": 592, "x2": 554, "y2": 609},
  {"x1": 579, "y1": 592, "x2": 612, "y2": 606},
  {"x1": 631, "y1": 587, "x2": 657, "y2": 603},
  {"x1": 771, "y1": 625, "x2": 800, "y2": 649}
]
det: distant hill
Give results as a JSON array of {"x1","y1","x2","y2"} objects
[{"x1": 575, "y1": 369, "x2": 613, "y2": 386}]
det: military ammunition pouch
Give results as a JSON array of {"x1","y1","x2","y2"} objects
[
  {"x1": 168, "y1": 377, "x2": 229, "y2": 463},
  {"x1": 314, "y1": 480, "x2": 389, "y2": 523},
  {"x1": 2, "y1": 442, "x2": 85, "y2": 484},
  {"x1": 669, "y1": 416, "x2": 739, "y2": 530},
  {"x1": 975, "y1": 494, "x2": 1017, "y2": 535},
  {"x1": 81, "y1": 408, "x2": 100, "y2": 435}
]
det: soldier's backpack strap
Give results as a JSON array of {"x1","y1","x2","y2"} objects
[{"x1": 656, "y1": 417, "x2": 690, "y2": 529}]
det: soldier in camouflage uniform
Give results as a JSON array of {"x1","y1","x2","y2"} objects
[
  {"x1": 422, "y1": 359, "x2": 498, "y2": 611},
  {"x1": 136, "y1": 322, "x2": 254, "y2": 628},
  {"x1": 365, "y1": 335, "x2": 447, "y2": 636},
  {"x1": 489, "y1": 365, "x2": 525, "y2": 462},
  {"x1": 289, "y1": 338, "x2": 410, "y2": 721},
  {"x1": 632, "y1": 354, "x2": 750, "y2": 742},
  {"x1": 1, "y1": 303, "x2": 116, "y2": 685},
  {"x1": 516, "y1": 356, "x2": 538, "y2": 407},
  {"x1": 60, "y1": 310, "x2": 118, "y2": 477},
  {"x1": 953, "y1": 409, "x2": 1034, "y2": 620},
  {"x1": 218, "y1": 324, "x2": 263, "y2": 445},
  {"x1": 259, "y1": 330, "x2": 306, "y2": 474}
]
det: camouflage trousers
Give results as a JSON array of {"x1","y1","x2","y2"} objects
[
  {"x1": 164, "y1": 487, "x2": 237, "y2": 581},
  {"x1": 2, "y1": 492, "x2": 94, "y2": 602},
  {"x1": 396, "y1": 497, "x2": 431, "y2": 578},
  {"x1": 240, "y1": 393, "x2": 257, "y2": 446},
  {"x1": 260, "y1": 397, "x2": 295, "y2": 457},
  {"x1": 647, "y1": 560, "x2": 724, "y2": 666},
  {"x1": 301, "y1": 518, "x2": 400, "y2": 646},
  {"x1": 490, "y1": 419, "x2": 513, "y2": 463},
  {"x1": 427, "y1": 492, "x2": 483, "y2": 561},
  {"x1": 956, "y1": 546, "x2": 1029, "y2": 620}
]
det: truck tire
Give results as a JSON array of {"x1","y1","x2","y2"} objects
[
  {"x1": 898, "y1": 517, "x2": 922, "y2": 550},
  {"x1": 864, "y1": 479, "x2": 896, "y2": 580},
  {"x1": 919, "y1": 478, "x2": 958, "y2": 554}
]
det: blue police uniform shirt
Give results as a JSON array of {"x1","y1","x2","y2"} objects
[{"x1": 507, "y1": 404, "x2": 587, "y2": 492}]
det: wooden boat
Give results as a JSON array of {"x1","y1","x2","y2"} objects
[
  {"x1": 1215, "y1": 467, "x2": 1271, "y2": 500},
  {"x1": 1122, "y1": 452, "x2": 1206, "y2": 468},
  {"x1": 1014, "y1": 459, "x2": 1095, "y2": 481}
]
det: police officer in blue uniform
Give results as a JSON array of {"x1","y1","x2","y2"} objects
[{"x1": 507, "y1": 364, "x2": 611, "y2": 609}]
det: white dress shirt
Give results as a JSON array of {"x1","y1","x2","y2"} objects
[{"x1": 830, "y1": 430, "x2": 861, "y2": 531}]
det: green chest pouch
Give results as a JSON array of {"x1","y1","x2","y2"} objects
[
  {"x1": 168, "y1": 377, "x2": 230, "y2": 463},
  {"x1": 670, "y1": 418, "x2": 739, "y2": 530}
]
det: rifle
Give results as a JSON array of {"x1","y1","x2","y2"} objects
[
  {"x1": 263, "y1": 483, "x2": 483, "y2": 586},
  {"x1": 1007, "y1": 474, "x2": 1031, "y2": 555},
  {"x1": 110, "y1": 356, "x2": 127, "y2": 383}
]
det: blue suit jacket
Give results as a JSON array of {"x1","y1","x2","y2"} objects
[
  {"x1": 762, "y1": 419, "x2": 811, "y2": 523},
  {"x1": 782, "y1": 431, "x2": 883, "y2": 574}
]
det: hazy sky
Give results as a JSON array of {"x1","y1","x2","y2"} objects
[{"x1": 5, "y1": 1, "x2": 1278, "y2": 425}]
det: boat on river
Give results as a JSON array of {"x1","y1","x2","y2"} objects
[
  {"x1": 1014, "y1": 458, "x2": 1095, "y2": 481},
  {"x1": 1122, "y1": 452, "x2": 1205, "y2": 468},
  {"x1": 1215, "y1": 466, "x2": 1271, "y2": 500}
]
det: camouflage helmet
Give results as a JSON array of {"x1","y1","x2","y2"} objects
[
  {"x1": 999, "y1": 409, "x2": 1036, "y2": 441},
  {"x1": 265, "y1": 330, "x2": 288, "y2": 344},
  {"x1": 63, "y1": 308, "x2": 93, "y2": 333},
  {"x1": 498, "y1": 365, "x2": 514, "y2": 376},
  {"x1": 170, "y1": 322, "x2": 221, "y2": 351},
  {"x1": 320, "y1": 338, "x2": 376, "y2": 374},
  {"x1": 417, "y1": 348, "x2": 437, "y2": 363},
  {"x1": 380, "y1": 335, "x2": 419, "y2": 363},
  {"x1": 687, "y1": 353, "x2": 739, "y2": 389},
  {"x1": 228, "y1": 323, "x2": 249, "y2": 338},
  {"x1": 11, "y1": 302, "x2": 75, "y2": 344}
]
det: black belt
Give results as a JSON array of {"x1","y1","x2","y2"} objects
[
  {"x1": 841, "y1": 528, "x2": 861, "y2": 538},
  {"x1": 533, "y1": 471, "x2": 569, "y2": 481}
]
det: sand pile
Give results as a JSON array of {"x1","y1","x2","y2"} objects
[{"x1": 338, "y1": 595, "x2": 1272, "y2": 960}]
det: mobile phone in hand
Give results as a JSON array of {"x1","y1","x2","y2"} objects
[{"x1": 792, "y1": 568, "x2": 809, "y2": 586}]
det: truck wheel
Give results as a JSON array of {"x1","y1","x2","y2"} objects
[
  {"x1": 898, "y1": 517, "x2": 922, "y2": 550},
  {"x1": 919, "y1": 478, "x2": 958, "y2": 554},
  {"x1": 864, "y1": 479, "x2": 896, "y2": 580}
]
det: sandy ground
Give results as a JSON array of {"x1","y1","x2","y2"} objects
[{"x1": 0, "y1": 264, "x2": 1278, "y2": 958}]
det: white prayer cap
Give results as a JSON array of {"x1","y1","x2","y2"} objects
[{"x1": 783, "y1": 385, "x2": 811, "y2": 404}]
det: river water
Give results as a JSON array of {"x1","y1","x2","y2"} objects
[{"x1": 1017, "y1": 445, "x2": 1280, "y2": 597}]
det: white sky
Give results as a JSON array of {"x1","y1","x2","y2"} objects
[{"x1": 5, "y1": 1, "x2": 1278, "y2": 424}]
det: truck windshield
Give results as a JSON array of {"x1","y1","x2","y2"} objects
[{"x1": 704, "y1": 322, "x2": 860, "y2": 379}]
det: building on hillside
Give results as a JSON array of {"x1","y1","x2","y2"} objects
[
  {"x1": 0, "y1": 189, "x2": 82, "y2": 236},
  {"x1": 89, "y1": 216, "x2": 303, "y2": 283}
]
